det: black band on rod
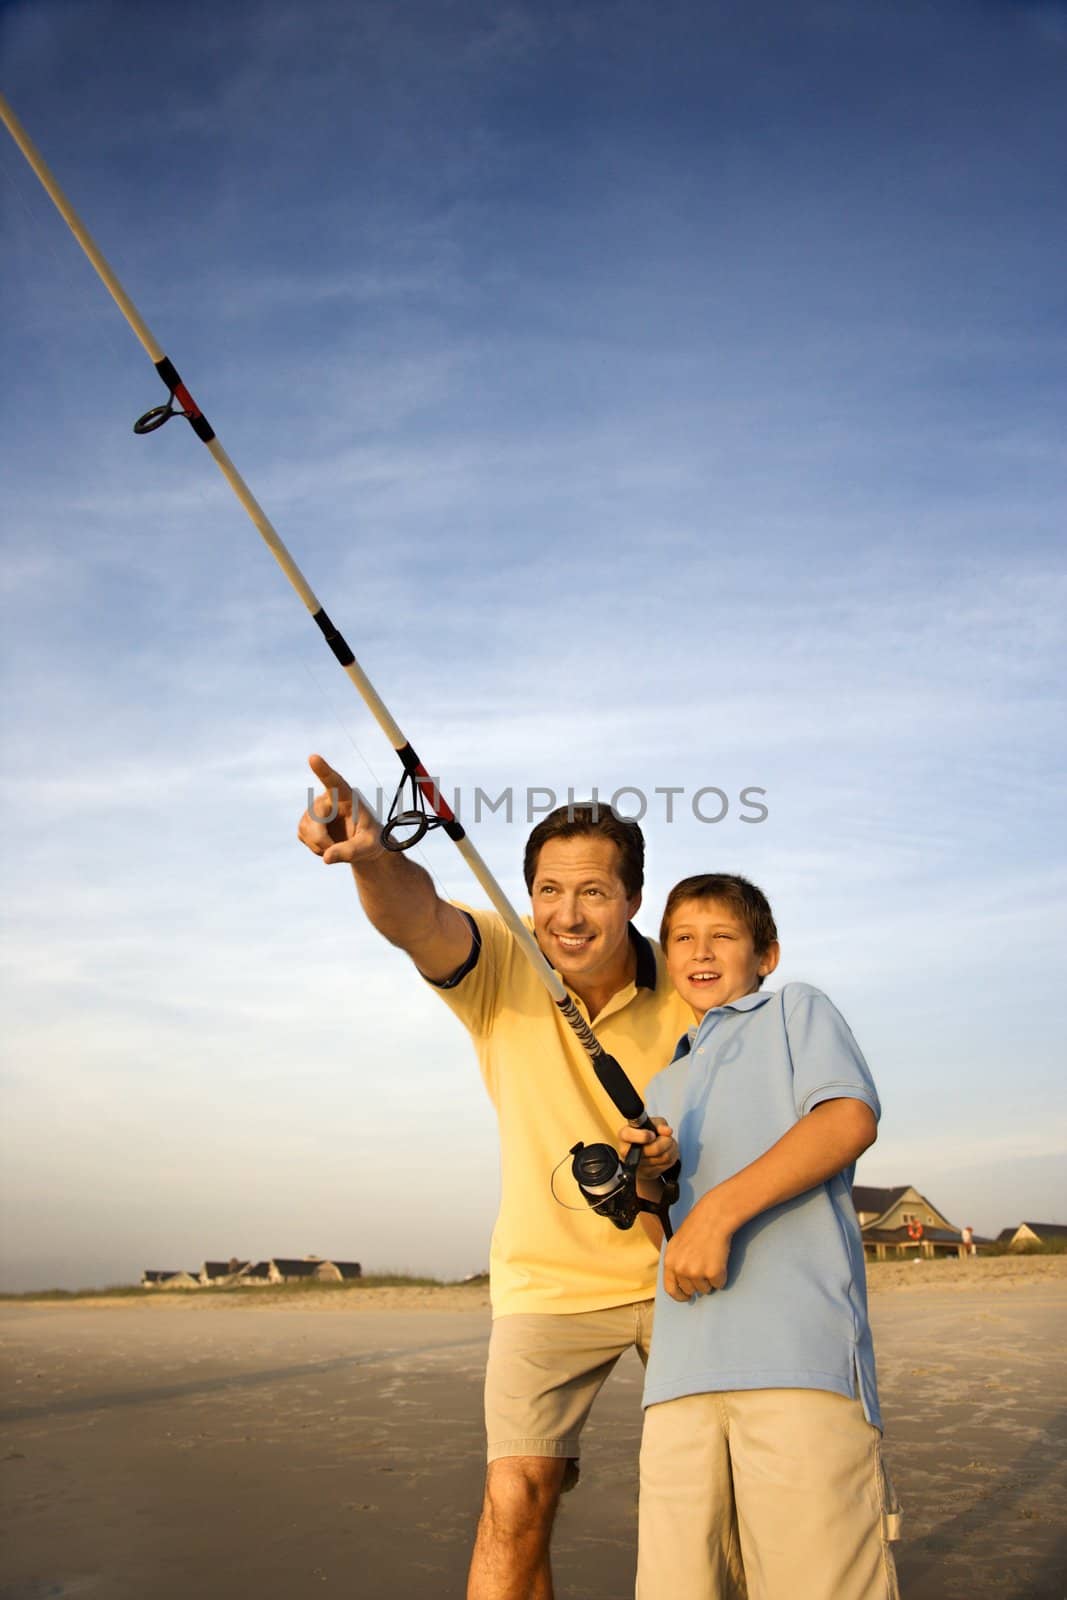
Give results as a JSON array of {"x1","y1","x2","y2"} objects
[
  {"x1": 188, "y1": 413, "x2": 216, "y2": 444},
  {"x1": 312, "y1": 608, "x2": 356, "y2": 668}
]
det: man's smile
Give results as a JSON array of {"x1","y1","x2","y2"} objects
[{"x1": 529, "y1": 834, "x2": 642, "y2": 1014}]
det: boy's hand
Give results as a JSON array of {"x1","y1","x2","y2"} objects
[
  {"x1": 662, "y1": 1189, "x2": 733, "y2": 1300},
  {"x1": 618, "y1": 1118, "x2": 677, "y2": 1181}
]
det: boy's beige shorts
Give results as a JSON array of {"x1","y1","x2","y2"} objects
[
  {"x1": 484, "y1": 1301, "x2": 654, "y2": 1489},
  {"x1": 637, "y1": 1387, "x2": 902, "y2": 1600}
]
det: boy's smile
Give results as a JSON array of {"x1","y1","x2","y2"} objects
[{"x1": 664, "y1": 898, "x2": 779, "y2": 1017}]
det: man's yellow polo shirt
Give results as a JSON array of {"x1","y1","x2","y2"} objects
[{"x1": 428, "y1": 906, "x2": 694, "y2": 1317}]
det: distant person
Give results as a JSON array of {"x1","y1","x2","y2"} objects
[
  {"x1": 619, "y1": 873, "x2": 901, "y2": 1600},
  {"x1": 299, "y1": 758, "x2": 689, "y2": 1600}
]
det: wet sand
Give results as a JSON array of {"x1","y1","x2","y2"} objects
[{"x1": 1, "y1": 1257, "x2": 1064, "y2": 1599}]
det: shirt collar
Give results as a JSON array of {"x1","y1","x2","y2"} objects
[
  {"x1": 716, "y1": 989, "x2": 775, "y2": 1014},
  {"x1": 531, "y1": 920, "x2": 657, "y2": 992},
  {"x1": 671, "y1": 988, "x2": 776, "y2": 1059},
  {"x1": 630, "y1": 924, "x2": 657, "y2": 991}
]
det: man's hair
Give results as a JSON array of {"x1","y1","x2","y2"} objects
[
  {"x1": 523, "y1": 803, "x2": 645, "y2": 898},
  {"x1": 660, "y1": 873, "x2": 778, "y2": 955}
]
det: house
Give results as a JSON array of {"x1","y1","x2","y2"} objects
[
  {"x1": 267, "y1": 1257, "x2": 321, "y2": 1283},
  {"x1": 239, "y1": 1261, "x2": 273, "y2": 1284},
  {"x1": 311, "y1": 1259, "x2": 362, "y2": 1282},
  {"x1": 200, "y1": 1258, "x2": 249, "y2": 1287},
  {"x1": 1001, "y1": 1222, "x2": 1067, "y2": 1250},
  {"x1": 144, "y1": 1254, "x2": 363, "y2": 1289},
  {"x1": 267, "y1": 1256, "x2": 362, "y2": 1283},
  {"x1": 852, "y1": 1185, "x2": 974, "y2": 1260}
]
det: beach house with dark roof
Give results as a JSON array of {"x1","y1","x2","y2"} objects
[
  {"x1": 267, "y1": 1257, "x2": 321, "y2": 1282},
  {"x1": 267, "y1": 1257, "x2": 362, "y2": 1283},
  {"x1": 142, "y1": 1255, "x2": 364, "y2": 1289},
  {"x1": 852, "y1": 1184, "x2": 974, "y2": 1259},
  {"x1": 1000, "y1": 1222, "x2": 1067, "y2": 1249},
  {"x1": 200, "y1": 1259, "x2": 250, "y2": 1286},
  {"x1": 314, "y1": 1259, "x2": 363, "y2": 1282}
]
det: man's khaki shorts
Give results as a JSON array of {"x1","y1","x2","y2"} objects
[
  {"x1": 637, "y1": 1387, "x2": 902, "y2": 1600},
  {"x1": 484, "y1": 1301, "x2": 654, "y2": 1489}
]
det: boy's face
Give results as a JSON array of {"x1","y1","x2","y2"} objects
[{"x1": 664, "y1": 897, "x2": 779, "y2": 1017}]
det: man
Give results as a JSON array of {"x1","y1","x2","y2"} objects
[{"x1": 299, "y1": 755, "x2": 688, "y2": 1600}]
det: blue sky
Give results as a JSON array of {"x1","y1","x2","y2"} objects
[{"x1": 1, "y1": 0, "x2": 1065, "y2": 1289}]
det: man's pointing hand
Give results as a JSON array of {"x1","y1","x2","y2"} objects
[{"x1": 298, "y1": 754, "x2": 386, "y2": 866}]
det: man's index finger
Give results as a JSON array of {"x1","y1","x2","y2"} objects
[{"x1": 308, "y1": 753, "x2": 352, "y2": 797}]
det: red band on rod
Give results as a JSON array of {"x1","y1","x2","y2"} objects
[
  {"x1": 414, "y1": 764, "x2": 456, "y2": 823},
  {"x1": 173, "y1": 382, "x2": 202, "y2": 419}
]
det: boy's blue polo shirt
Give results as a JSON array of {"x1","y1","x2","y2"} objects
[{"x1": 643, "y1": 983, "x2": 883, "y2": 1428}]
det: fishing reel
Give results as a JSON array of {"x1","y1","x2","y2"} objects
[{"x1": 568, "y1": 1136, "x2": 679, "y2": 1240}]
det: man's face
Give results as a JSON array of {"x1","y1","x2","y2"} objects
[
  {"x1": 663, "y1": 897, "x2": 779, "y2": 1017},
  {"x1": 530, "y1": 834, "x2": 641, "y2": 989}
]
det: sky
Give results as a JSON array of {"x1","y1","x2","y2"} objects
[{"x1": 1, "y1": 0, "x2": 1065, "y2": 1291}]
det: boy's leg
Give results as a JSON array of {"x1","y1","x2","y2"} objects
[
  {"x1": 637, "y1": 1393, "x2": 749, "y2": 1600},
  {"x1": 470, "y1": 1302, "x2": 651, "y2": 1600},
  {"x1": 726, "y1": 1389, "x2": 900, "y2": 1600}
]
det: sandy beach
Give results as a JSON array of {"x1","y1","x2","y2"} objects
[{"x1": 1, "y1": 1257, "x2": 1064, "y2": 1599}]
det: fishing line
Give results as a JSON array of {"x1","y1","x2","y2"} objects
[{"x1": 0, "y1": 90, "x2": 658, "y2": 1137}]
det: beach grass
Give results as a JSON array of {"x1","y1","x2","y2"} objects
[{"x1": 0, "y1": 1271, "x2": 469, "y2": 1302}]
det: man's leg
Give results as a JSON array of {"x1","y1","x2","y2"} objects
[
  {"x1": 473, "y1": 1304, "x2": 650, "y2": 1600},
  {"x1": 467, "y1": 1456, "x2": 567, "y2": 1600}
]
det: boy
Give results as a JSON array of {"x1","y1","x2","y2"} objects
[{"x1": 620, "y1": 873, "x2": 900, "y2": 1600}]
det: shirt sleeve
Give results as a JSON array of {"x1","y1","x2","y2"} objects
[
  {"x1": 419, "y1": 905, "x2": 513, "y2": 1036},
  {"x1": 784, "y1": 986, "x2": 882, "y2": 1121}
]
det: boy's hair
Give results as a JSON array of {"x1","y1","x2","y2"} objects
[
  {"x1": 523, "y1": 803, "x2": 645, "y2": 898},
  {"x1": 660, "y1": 873, "x2": 778, "y2": 959}
]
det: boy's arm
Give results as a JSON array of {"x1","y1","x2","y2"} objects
[{"x1": 662, "y1": 1097, "x2": 876, "y2": 1302}]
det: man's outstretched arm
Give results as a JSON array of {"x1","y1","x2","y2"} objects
[{"x1": 298, "y1": 753, "x2": 474, "y2": 983}]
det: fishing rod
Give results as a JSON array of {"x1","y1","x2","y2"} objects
[{"x1": 0, "y1": 91, "x2": 676, "y2": 1226}]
